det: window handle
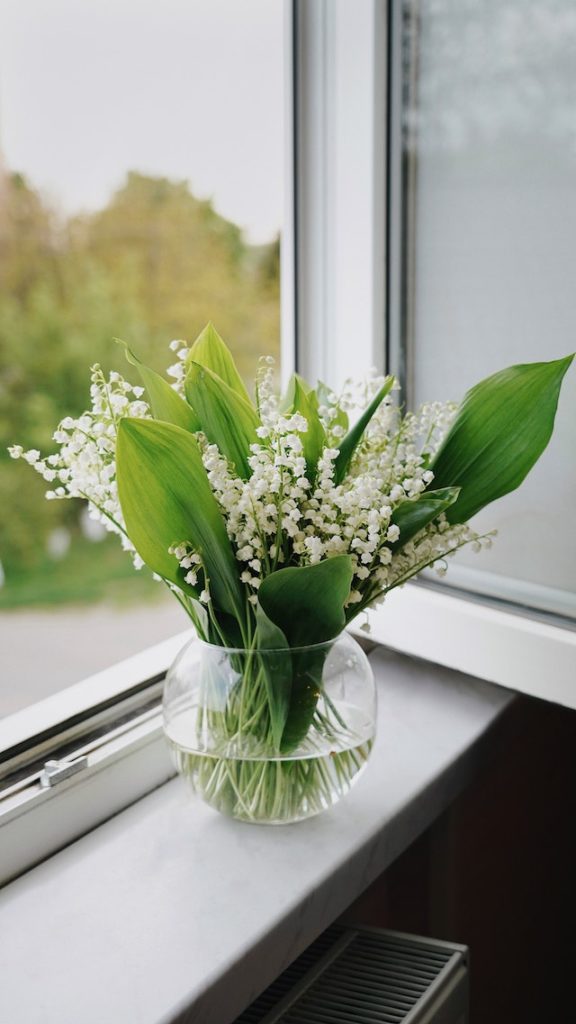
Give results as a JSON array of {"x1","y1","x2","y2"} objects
[{"x1": 39, "y1": 757, "x2": 88, "y2": 789}]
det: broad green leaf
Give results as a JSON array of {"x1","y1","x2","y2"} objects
[
  {"x1": 257, "y1": 556, "x2": 353, "y2": 752},
  {"x1": 257, "y1": 555, "x2": 353, "y2": 648},
  {"x1": 185, "y1": 362, "x2": 260, "y2": 479},
  {"x1": 115, "y1": 338, "x2": 200, "y2": 432},
  {"x1": 390, "y1": 487, "x2": 460, "y2": 550},
  {"x1": 117, "y1": 419, "x2": 244, "y2": 620},
  {"x1": 431, "y1": 355, "x2": 574, "y2": 523},
  {"x1": 255, "y1": 604, "x2": 292, "y2": 749},
  {"x1": 186, "y1": 322, "x2": 252, "y2": 406},
  {"x1": 291, "y1": 376, "x2": 326, "y2": 478},
  {"x1": 334, "y1": 376, "x2": 395, "y2": 484},
  {"x1": 281, "y1": 648, "x2": 327, "y2": 753}
]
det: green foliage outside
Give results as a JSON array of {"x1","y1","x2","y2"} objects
[
  {"x1": 0, "y1": 170, "x2": 280, "y2": 604},
  {"x1": 0, "y1": 534, "x2": 161, "y2": 611}
]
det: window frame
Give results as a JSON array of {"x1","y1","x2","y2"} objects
[
  {"x1": 293, "y1": 0, "x2": 576, "y2": 709},
  {"x1": 0, "y1": 633, "x2": 189, "y2": 885}
]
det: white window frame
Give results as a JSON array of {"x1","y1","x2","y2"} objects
[
  {"x1": 0, "y1": 633, "x2": 190, "y2": 884},
  {"x1": 1, "y1": 0, "x2": 574, "y2": 889},
  {"x1": 293, "y1": 0, "x2": 576, "y2": 710}
]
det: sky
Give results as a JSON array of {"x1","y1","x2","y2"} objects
[{"x1": 0, "y1": 0, "x2": 284, "y2": 243}]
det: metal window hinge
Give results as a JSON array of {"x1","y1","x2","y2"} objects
[{"x1": 39, "y1": 757, "x2": 89, "y2": 789}]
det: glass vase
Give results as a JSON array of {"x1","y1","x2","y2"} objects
[{"x1": 163, "y1": 631, "x2": 376, "y2": 824}]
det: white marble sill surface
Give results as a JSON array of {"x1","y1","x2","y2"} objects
[{"x1": 0, "y1": 648, "x2": 513, "y2": 1024}]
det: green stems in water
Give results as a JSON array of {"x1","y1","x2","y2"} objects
[
  {"x1": 168, "y1": 648, "x2": 373, "y2": 824},
  {"x1": 171, "y1": 742, "x2": 373, "y2": 824}
]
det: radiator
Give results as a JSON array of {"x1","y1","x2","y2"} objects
[{"x1": 234, "y1": 925, "x2": 468, "y2": 1024}]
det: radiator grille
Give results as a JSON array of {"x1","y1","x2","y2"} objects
[
  {"x1": 234, "y1": 927, "x2": 467, "y2": 1024},
  {"x1": 235, "y1": 927, "x2": 347, "y2": 1024}
]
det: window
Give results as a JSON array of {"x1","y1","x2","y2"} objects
[
  {"x1": 293, "y1": 0, "x2": 575, "y2": 707},
  {"x1": 0, "y1": 0, "x2": 287, "y2": 883},
  {"x1": 0, "y1": 0, "x2": 284, "y2": 717},
  {"x1": 388, "y1": 0, "x2": 576, "y2": 623}
]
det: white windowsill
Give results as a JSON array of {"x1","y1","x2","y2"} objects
[{"x1": 0, "y1": 647, "x2": 513, "y2": 1024}]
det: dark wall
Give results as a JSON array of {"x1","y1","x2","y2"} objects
[{"x1": 341, "y1": 695, "x2": 576, "y2": 1024}]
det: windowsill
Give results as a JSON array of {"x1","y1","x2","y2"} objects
[{"x1": 0, "y1": 647, "x2": 513, "y2": 1024}]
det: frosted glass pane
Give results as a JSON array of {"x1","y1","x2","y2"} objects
[{"x1": 405, "y1": 0, "x2": 576, "y2": 619}]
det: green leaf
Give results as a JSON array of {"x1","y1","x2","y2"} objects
[
  {"x1": 291, "y1": 376, "x2": 326, "y2": 478},
  {"x1": 279, "y1": 374, "x2": 328, "y2": 476},
  {"x1": 115, "y1": 338, "x2": 200, "y2": 432},
  {"x1": 281, "y1": 648, "x2": 327, "y2": 753},
  {"x1": 186, "y1": 323, "x2": 252, "y2": 406},
  {"x1": 257, "y1": 555, "x2": 353, "y2": 648},
  {"x1": 334, "y1": 376, "x2": 395, "y2": 484},
  {"x1": 257, "y1": 557, "x2": 353, "y2": 752},
  {"x1": 185, "y1": 362, "x2": 260, "y2": 479},
  {"x1": 431, "y1": 355, "x2": 574, "y2": 523},
  {"x1": 390, "y1": 487, "x2": 460, "y2": 550},
  {"x1": 255, "y1": 605, "x2": 292, "y2": 749},
  {"x1": 117, "y1": 419, "x2": 244, "y2": 621}
]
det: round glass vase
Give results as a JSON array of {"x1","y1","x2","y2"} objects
[{"x1": 163, "y1": 631, "x2": 376, "y2": 825}]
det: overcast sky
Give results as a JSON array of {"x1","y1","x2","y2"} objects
[{"x1": 0, "y1": 0, "x2": 283, "y2": 242}]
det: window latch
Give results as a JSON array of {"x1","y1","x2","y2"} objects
[{"x1": 39, "y1": 757, "x2": 89, "y2": 789}]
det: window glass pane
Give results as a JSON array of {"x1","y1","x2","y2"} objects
[
  {"x1": 0, "y1": 0, "x2": 283, "y2": 715},
  {"x1": 401, "y1": 0, "x2": 576, "y2": 620}
]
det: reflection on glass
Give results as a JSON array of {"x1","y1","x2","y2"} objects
[
  {"x1": 402, "y1": 0, "x2": 576, "y2": 619},
  {"x1": 0, "y1": 0, "x2": 283, "y2": 714}
]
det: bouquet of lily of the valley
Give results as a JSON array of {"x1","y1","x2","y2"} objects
[{"x1": 11, "y1": 325, "x2": 572, "y2": 822}]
